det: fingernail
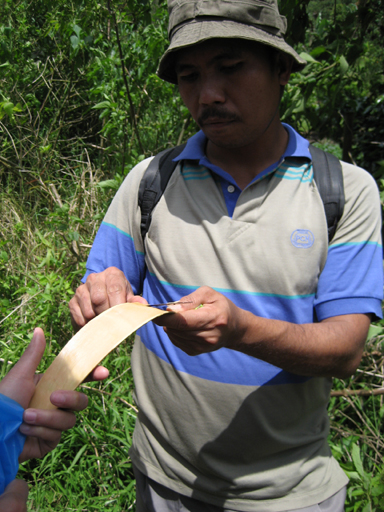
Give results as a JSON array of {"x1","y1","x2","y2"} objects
[
  {"x1": 168, "y1": 304, "x2": 182, "y2": 312},
  {"x1": 51, "y1": 392, "x2": 65, "y2": 406},
  {"x1": 20, "y1": 424, "x2": 32, "y2": 434},
  {"x1": 24, "y1": 410, "x2": 37, "y2": 424}
]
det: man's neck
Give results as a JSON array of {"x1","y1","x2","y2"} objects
[{"x1": 206, "y1": 122, "x2": 289, "y2": 190}]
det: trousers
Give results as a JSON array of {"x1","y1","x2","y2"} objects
[{"x1": 134, "y1": 466, "x2": 346, "y2": 512}]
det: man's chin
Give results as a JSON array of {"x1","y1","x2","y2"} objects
[
  {"x1": 204, "y1": 131, "x2": 246, "y2": 150},
  {"x1": 201, "y1": 124, "x2": 244, "y2": 149}
]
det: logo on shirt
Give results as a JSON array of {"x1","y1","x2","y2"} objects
[{"x1": 291, "y1": 229, "x2": 314, "y2": 248}]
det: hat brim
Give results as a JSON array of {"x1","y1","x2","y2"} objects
[{"x1": 157, "y1": 19, "x2": 307, "y2": 84}]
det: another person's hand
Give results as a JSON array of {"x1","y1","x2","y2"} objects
[
  {"x1": 0, "y1": 479, "x2": 29, "y2": 512},
  {"x1": 0, "y1": 328, "x2": 108, "y2": 462},
  {"x1": 69, "y1": 266, "x2": 146, "y2": 330},
  {"x1": 155, "y1": 286, "x2": 246, "y2": 356}
]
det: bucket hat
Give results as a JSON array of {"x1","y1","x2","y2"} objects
[{"x1": 157, "y1": 0, "x2": 307, "y2": 84}]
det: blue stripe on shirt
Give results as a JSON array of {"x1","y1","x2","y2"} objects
[{"x1": 137, "y1": 321, "x2": 310, "y2": 386}]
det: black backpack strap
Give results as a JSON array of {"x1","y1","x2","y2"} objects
[
  {"x1": 309, "y1": 144, "x2": 345, "y2": 243},
  {"x1": 138, "y1": 143, "x2": 187, "y2": 241}
]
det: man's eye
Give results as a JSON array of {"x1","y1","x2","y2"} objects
[
  {"x1": 178, "y1": 73, "x2": 198, "y2": 83},
  {"x1": 221, "y1": 62, "x2": 243, "y2": 74}
]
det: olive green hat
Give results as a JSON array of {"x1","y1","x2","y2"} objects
[{"x1": 157, "y1": 0, "x2": 307, "y2": 84}]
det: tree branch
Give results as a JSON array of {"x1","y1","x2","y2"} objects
[{"x1": 107, "y1": 0, "x2": 145, "y2": 155}]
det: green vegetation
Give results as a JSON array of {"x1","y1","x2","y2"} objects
[{"x1": 1, "y1": 0, "x2": 383, "y2": 510}]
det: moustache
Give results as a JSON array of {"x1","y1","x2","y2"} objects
[{"x1": 198, "y1": 108, "x2": 240, "y2": 126}]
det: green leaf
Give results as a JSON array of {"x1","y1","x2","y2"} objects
[
  {"x1": 351, "y1": 444, "x2": 371, "y2": 488},
  {"x1": 299, "y1": 52, "x2": 318, "y2": 64},
  {"x1": 343, "y1": 470, "x2": 361, "y2": 481},
  {"x1": 67, "y1": 444, "x2": 88, "y2": 471},
  {"x1": 371, "y1": 482, "x2": 384, "y2": 496},
  {"x1": 339, "y1": 55, "x2": 349, "y2": 75},
  {"x1": 70, "y1": 35, "x2": 79, "y2": 50},
  {"x1": 292, "y1": 97, "x2": 305, "y2": 114},
  {"x1": 73, "y1": 24, "x2": 81, "y2": 37},
  {"x1": 2, "y1": 101, "x2": 14, "y2": 116},
  {"x1": 97, "y1": 179, "x2": 120, "y2": 190},
  {"x1": 310, "y1": 46, "x2": 327, "y2": 57},
  {"x1": 92, "y1": 100, "x2": 111, "y2": 109},
  {"x1": 39, "y1": 144, "x2": 52, "y2": 154},
  {"x1": 366, "y1": 324, "x2": 384, "y2": 341}
]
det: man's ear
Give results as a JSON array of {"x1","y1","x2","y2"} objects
[{"x1": 278, "y1": 53, "x2": 293, "y2": 85}]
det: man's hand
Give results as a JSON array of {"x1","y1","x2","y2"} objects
[
  {"x1": 0, "y1": 328, "x2": 108, "y2": 462},
  {"x1": 155, "y1": 286, "x2": 371, "y2": 378},
  {"x1": 155, "y1": 287, "x2": 246, "y2": 356},
  {"x1": 0, "y1": 479, "x2": 29, "y2": 512},
  {"x1": 69, "y1": 266, "x2": 146, "y2": 330},
  {"x1": 18, "y1": 388, "x2": 90, "y2": 462}
]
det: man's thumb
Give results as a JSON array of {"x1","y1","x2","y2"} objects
[
  {"x1": 11, "y1": 328, "x2": 46, "y2": 379},
  {"x1": 0, "y1": 328, "x2": 46, "y2": 407}
]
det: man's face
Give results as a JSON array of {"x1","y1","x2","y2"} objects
[{"x1": 175, "y1": 39, "x2": 291, "y2": 150}]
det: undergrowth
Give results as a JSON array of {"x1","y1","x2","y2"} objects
[{"x1": 1, "y1": 1, "x2": 384, "y2": 510}]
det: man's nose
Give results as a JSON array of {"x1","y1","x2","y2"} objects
[{"x1": 198, "y1": 76, "x2": 225, "y2": 105}]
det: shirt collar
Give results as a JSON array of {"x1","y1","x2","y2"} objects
[{"x1": 173, "y1": 123, "x2": 312, "y2": 163}]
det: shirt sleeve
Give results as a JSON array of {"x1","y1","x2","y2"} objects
[
  {"x1": 82, "y1": 158, "x2": 154, "y2": 294},
  {"x1": 0, "y1": 394, "x2": 26, "y2": 495},
  {"x1": 315, "y1": 161, "x2": 383, "y2": 321}
]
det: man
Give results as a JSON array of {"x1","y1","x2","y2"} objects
[
  {"x1": 69, "y1": 1, "x2": 383, "y2": 511},
  {"x1": 0, "y1": 328, "x2": 108, "y2": 511}
]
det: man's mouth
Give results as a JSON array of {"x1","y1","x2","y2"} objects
[
  {"x1": 198, "y1": 109, "x2": 239, "y2": 127},
  {"x1": 203, "y1": 118, "x2": 233, "y2": 125}
]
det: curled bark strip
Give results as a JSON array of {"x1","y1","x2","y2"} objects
[{"x1": 30, "y1": 303, "x2": 169, "y2": 410}]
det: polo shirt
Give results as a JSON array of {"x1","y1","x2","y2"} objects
[{"x1": 83, "y1": 124, "x2": 383, "y2": 511}]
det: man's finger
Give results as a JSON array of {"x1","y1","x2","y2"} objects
[
  {"x1": 69, "y1": 292, "x2": 91, "y2": 330},
  {"x1": 49, "y1": 390, "x2": 89, "y2": 411},
  {"x1": 21, "y1": 407, "x2": 78, "y2": 432},
  {"x1": 0, "y1": 479, "x2": 29, "y2": 512},
  {"x1": 128, "y1": 295, "x2": 148, "y2": 305},
  {"x1": 84, "y1": 365, "x2": 109, "y2": 382},
  {"x1": 106, "y1": 272, "x2": 133, "y2": 307},
  {"x1": 87, "y1": 267, "x2": 131, "y2": 314}
]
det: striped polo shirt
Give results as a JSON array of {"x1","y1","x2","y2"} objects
[{"x1": 83, "y1": 125, "x2": 383, "y2": 511}]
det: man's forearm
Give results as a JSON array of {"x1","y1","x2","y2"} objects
[{"x1": 230, "y1": 310, "x2": 371, "y2": 378}]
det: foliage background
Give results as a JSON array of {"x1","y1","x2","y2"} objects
[{"x1": 0, "y1": 0, "x2": 384, "y2": 510}]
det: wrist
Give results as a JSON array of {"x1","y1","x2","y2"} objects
[{"x1": 227, "y1": 307, "x2": 256, "y2": 351}]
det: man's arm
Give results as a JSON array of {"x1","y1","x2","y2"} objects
[{"x1": 155, "y1": 286, "x2": 370, "y2": 378}]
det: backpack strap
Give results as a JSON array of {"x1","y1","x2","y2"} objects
[
  {"x1": 309, "y1": 144, "x2": 345, "y2": 243},
  {"x1": 138, "y1": 144, "x2": 186, "y2": 241}
]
